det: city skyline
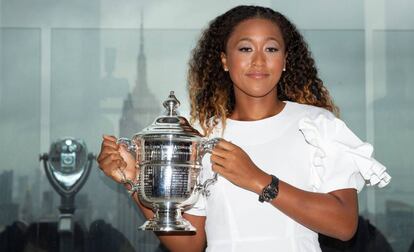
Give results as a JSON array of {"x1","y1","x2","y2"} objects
[{"x1": 1, "y1": 1, "x2": 413, "y2": 251}]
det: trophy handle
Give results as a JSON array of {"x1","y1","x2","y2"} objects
[
  {"x1": 116, "y1": 137, "x2": 140, "y2": 195},
  {"x1": 199, "y1": 138, "x2": 221, "y2": 196},
  {"x1": 117, "y1": 137, "x2": 137, "y2": 153}
]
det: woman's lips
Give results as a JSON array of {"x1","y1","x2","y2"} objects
[{"x1": 245, "y1": 72, "x2": 270, "y2": 79}]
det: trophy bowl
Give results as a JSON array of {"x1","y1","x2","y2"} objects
[{"x1": 119, "y1": 91, "x2": 219, "y2": 232}]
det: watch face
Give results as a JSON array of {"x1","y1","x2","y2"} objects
[{"x1": 264, "y1": 188, "x2": 277, "y2": 200}]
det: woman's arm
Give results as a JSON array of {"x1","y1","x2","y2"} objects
[
  {"x1": 270, "y1": 181, "x2": 357, "y2": 241},
  {"x1": 211, "y1": 140, "x2": 358, "y2": 241}
]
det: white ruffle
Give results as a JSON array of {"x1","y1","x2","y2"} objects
[{"x1": 298, "y1": 114, "x2": 391, "y2": 192}]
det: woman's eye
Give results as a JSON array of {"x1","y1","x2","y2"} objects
[
  {"x1": 266, "y1": 47, "x2": 279, "y2": 52},
  {"x1": 238, "y1": 47, "x2": 252, "y2": 52}
]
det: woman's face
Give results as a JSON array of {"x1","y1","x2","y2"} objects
[{"x1": 221, "y1": 18, "x2": 286, "y2": 99}]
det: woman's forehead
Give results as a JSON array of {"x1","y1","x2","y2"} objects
[{"x1": 228, "y1": 18, "x2": 284, "y2": 44}]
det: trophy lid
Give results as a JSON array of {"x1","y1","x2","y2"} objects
[{"x1": 134, "y1": 91, "x2": 203, "y2": 138}]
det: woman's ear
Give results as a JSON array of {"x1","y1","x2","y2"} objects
[{"x1": 221, "y1": 52, "x2": 229, "y2": 71}]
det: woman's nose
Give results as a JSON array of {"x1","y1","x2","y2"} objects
[{"x1": 251, "y1": 51, "x2": 265, "y2": 67}]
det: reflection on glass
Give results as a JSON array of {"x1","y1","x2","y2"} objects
[{"x1": 373, "y1": 30, "x2": 414, "y2": 252}]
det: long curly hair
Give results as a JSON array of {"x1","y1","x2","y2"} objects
[{"x1": 188, "y1": 5, "x2": 339, "y2": 136}]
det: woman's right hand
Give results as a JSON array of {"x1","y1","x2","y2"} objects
[{"x1": 96, "y1": 135, "x2": 137, "y2": 184}]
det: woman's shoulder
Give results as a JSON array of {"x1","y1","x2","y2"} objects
[
  {"x1": 285, "y1": 101, "x2": 345, "y2": 141},
  {"x1": 286, "y1": 101, "x2": 336, "y2": 121}
]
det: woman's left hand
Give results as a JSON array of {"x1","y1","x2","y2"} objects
[{"x1": 210, "y1": 139, "x2": 270, "y2": 193}]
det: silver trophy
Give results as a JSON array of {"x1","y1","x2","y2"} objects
[{"x1": 119, "y1": 91, "x2": 219, "y2": 232}]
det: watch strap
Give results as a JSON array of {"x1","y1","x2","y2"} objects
[{"x1": 259, "y1": 175, "x2": 279, "y2": 203}]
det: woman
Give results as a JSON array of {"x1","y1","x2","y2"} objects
[{"x1": 97, "y1": 5, "x2": 391, "y2": 251}]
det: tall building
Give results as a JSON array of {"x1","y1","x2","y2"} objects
[
  {"x1": 0, "y1": 170, "x2": 13, "y2": 204},
  {"x1": 31, "y1": 166, "x2": 42, "y2": 220},
  {"x1": 119, "y1": 93, "x2": 139, "y2": 138},
  {"x1": 40, "y1": 190, "x2": 56, "y2": 221},
  {"x1": 119, "y1": 19, "x2": 160, "y2": 138},
  {"x1": 117, "y1": 18, "x2": 162, "y2": 251},
  {"x1": 0, "y1": 170, "x2": 18, "y2": 227},
  {"x1": 20, "y1": 189, "x2": 34, "y2": 224},
  {"x1": 17, "y1": 175, "x2": 29, "y2": 203}
]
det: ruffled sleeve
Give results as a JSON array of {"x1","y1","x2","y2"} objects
[
  {"x1": 298, "y1": 112, "x2": 391, "y2": 193},
  {"x1": 185, "y1": 194, "x2": 207, "y2": 216}
]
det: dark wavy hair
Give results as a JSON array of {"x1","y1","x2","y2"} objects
[{"x1": 188, "y1": 5, "x2": 339, "y2": 136}]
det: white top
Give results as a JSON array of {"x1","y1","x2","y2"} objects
[{"x1": 186, "y1": 101, "x2": 391, "y2": 252}]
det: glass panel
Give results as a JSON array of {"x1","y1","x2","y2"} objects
[
  {"x1": 0, "y1": 27, "x2": 41, "y2": 226},
  {"x1": 1, "y1": 2, "x2": 413, "y2": 252},
  {"x1": 373, "y1": 30, "x2": 414, "y2": 252},
  {"x1": 49, "y1": 27, "x2": 199, "y2": 251},
  {"x1": 303, "y1": 30, "x2": 366, "y2": 139}
]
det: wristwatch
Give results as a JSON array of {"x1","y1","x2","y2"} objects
[{"x1": 259, "y1": 175, "x2": 279, "y2": 203}]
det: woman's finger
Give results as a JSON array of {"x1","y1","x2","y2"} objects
[
  {"x1": 211, "y1": 146, "x2": 230, "y2": 158},
  {"x1": 101, "y1": 139, "x2": 119, "y2": 150},
  {"x1": 210, "y1": 153, "x2": 226, "y2": 167},
  {"x1": 211, "y1": 162, "x2": 224, "y2": 174},
  {"x1": 103, "y1": 135, "x2": 117, "y2": 141},
  {"x1": 215, "y1": 139, "x2": 236, "y2": 151},
  {"x1": 97, "y1": 146, "x2": 120, "y2": 162},
  {"x1": 98, "y1": 153, "x2": 124, "y2": 171},
  {"x1": 108, "y1": 166, "x2": 125, "y2": 183}
]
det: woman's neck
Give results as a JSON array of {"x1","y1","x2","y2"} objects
[{"x1": 229, "y1": 96, "x2": 285, "y2": 121}]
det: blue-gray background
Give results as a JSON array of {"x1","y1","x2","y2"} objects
[{"x1": 0, "y1": 0, "x2": 413, "y2": 251}]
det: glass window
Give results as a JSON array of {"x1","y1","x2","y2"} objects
[{"x1": 1, "y1": 1, "x2": 412, "y2": 251}]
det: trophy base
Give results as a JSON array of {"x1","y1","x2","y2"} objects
[{"x1": 139, "y1": 209, "x2": 196, "y2": 232}]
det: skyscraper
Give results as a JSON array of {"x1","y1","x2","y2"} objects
[
  {"x1": 119, "y1": 19, "x2": 160, "y2": 139},
  {"x1": 0, "y1": 170, "x2": 18, "y2": 227},
  {"x1": 118, "y1": 17, "x2": 162, "y2": 251},
  {"x1": 0, "y1": 170, "x2": 13, "y2": 204}
]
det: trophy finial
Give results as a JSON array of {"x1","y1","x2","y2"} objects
[{"x1": 163, "y1": 91, "x2": 181, "y2": 116}]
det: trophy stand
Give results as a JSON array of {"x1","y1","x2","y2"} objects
[{"x1": 39, "y1": 138, "x2": 94, "y2": 252}]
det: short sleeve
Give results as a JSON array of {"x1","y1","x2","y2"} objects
[
  {"x1": 184, "y1": 193, "x2": 207, "y2": 216},
  {"x1": 298, "y1": 112, "x2": 391, "y2": 193}
]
